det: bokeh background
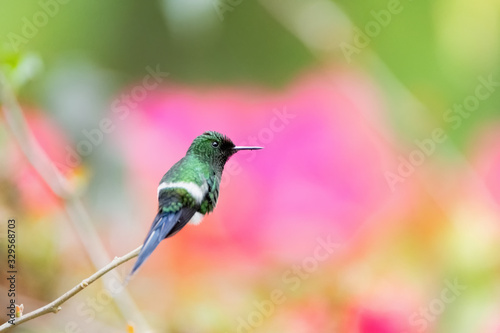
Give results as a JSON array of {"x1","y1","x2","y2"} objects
[{"x1": 1, "y1": 0, "x2": 500, "y2": 332}]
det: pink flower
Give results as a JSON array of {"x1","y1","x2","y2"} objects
[
  {"x1": 472, "y1": 122, "x2": 500, "y2": 206},
  {"x1": 114, "y1": 67, "x2": 397, "y2": 263},
  {"x1": 5, "y1": 110, "x2": 71, "y2": 215}
]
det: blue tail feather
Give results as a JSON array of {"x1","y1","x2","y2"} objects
[{"x1": 129, "y1": 210, "x2": 182, "y2": 277}]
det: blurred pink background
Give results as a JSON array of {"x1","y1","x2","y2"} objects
[{"x1": 4, "y1": 61, "x2": 500, "y2": 333}]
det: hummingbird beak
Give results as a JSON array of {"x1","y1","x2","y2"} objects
[{"x1": 233, "y1": 146, "x2": 264, "y2": 151}]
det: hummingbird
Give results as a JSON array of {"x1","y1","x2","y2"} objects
[{"x1": 129, "y1": 131, "x2": 262, "y2": 277}]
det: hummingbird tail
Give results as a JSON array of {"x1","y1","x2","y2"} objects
[{"x1": 128, "y1": 210, "x2": 182, "y2": 278}]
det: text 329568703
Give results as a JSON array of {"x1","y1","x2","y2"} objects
[{"x1": 6, "y1": 219, "x2": 17, "y2": 325}]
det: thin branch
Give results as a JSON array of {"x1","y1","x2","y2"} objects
[
  {"x1": 0, "y1": 70, "x2": 151, "y2": 330},
  {"x1": 0, "y1": 70, "x2": 72, "y2": 197},
  {"x1": 0, "y1": 246, "x2": 142, "y2": 332}
]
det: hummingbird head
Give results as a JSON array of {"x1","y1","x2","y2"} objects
[{"x1": 187, "y1": 131, "x2": 262, "y2": 170}]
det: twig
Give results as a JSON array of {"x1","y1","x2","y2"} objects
[
  {"x1": 0, "y1": 69, "x2": 72, "y2": 197},
  {"x1": 0, "y1": 71, "x2": 152, "y2": 330},
  {"x1": 0, "y1": 247, "x2": 142, "y2": 331}
]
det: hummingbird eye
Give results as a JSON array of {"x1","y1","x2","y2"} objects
[{"x1": 211, "y1": 141, "x2": 219, "y2": 148}]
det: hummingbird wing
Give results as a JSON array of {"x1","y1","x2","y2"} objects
[
  {"x1": 129, "y1": 210, "x2": 182, "y2": 277},
  {"x1": 129, "y1": 190, "x2": 198, "y2": 277}
]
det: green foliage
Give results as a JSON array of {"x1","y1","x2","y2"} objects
[{"x1": 0, "y1": 50, "x2": 43, "y2": 91}]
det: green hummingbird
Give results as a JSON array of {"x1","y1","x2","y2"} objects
[{"x1": 129, "y1": 131, "x2": 262, "y2": 276}]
